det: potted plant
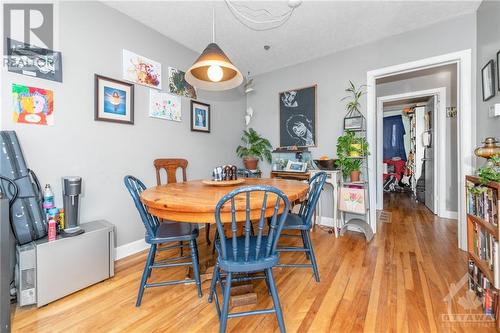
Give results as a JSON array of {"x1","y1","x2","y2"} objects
[
  {"x1": 477, "y1": 155, "x2": 500, "y2": 184},
  {"x1": 336, "y1": 130, "x2": 369, "y2": 182},
  {"x1": 236, "y1": 128, "x2": 273, "y2": 170}
]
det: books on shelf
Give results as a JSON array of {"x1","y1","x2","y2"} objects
[
  {"x1": 471, "y1": 221, "x2": 499, "y2": 275},
  {"x1": 469, "y1": 259, "x2": 499, "y2": 318},
  {"x1": 466, "y1": 180, "x2": 499, "y2": 227}
]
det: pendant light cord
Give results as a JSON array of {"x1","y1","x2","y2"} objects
[{"x1": 212, "y1": 6, "x2": 216, "y2": 43}]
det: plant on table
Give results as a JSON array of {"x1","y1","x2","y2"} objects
[
  {"x1": 336, "y1": 130, "x2": 369, "y2": 182},
  {"x1": 477, "y1": 155, "x2": 500, "y2": 184},
  {"x1": 236, "y1": 128, "x2": 273, "y2": 170}
]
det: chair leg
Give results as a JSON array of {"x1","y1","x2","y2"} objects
[
  {"x1": 266, "y1": 268, "x2": 286, "y2": 333},
  {"x1": 219, "y1": 272, "x2": 232, "y2": 333},
  {"x1": 205, "y1": 223, "x2": 211, "y2": 245},
  {"x1": 147, "y1": 243, "x2": 158, "y2": 278},
  {"x1": 208, "y1": 262, "x2": 219, "y2": 303},
  {"x1": 136, "y1": 244, "x2": 156, "y2": 307},
  {"x1": 304, "y1": 231, "x2": 320, "y2": 282},
  {"x1": 212, "y1": 229, "x2": 219, "y2": 254},
  {"x1": 189, "y1": 239, "x2": 202, "y2": 297},
  {"x1": 300, "y1": 230, "x2": 310, "y2": 260}
]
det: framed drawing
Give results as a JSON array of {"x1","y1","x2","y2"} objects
[
  {"x1": 338, "y1": 187, "x2": 366, "y2": 214},
  {"x1": 168, "y1": 67, "x2": 197, "y2": 99},
  {"x1": 122, "y1": 49, "x2": 162, "y2": 89},
  {"x1": 149, "y1": 90, "x2": 181, "y2": 122},
  {"x1": 284, "y1": 161, "x2": 308, "y2": 173},
  {"x1": 481, "y1": 60, "x2": 495, "y2": 101},
  {"x1": 190, "y1": 100, "x2": 210, "y2": 133},
  {"x1": 95, "y1": 74, "x2": 134, "y2": 125},
  {"x1": 497, "y1": 50, "x2": 500, "y2": 91},
  {"x1": 12, "y1": 83, "x2": 54, "y2": 126},
  {"x1": 344, "y1": 115, "x2": 364, "y2": 130},
  {"x1": 279, "y1": 85, "x2": 316, "y2": 147},
  {"x1": 6, "y1": 38, "x2": 63, "y2": 82}
]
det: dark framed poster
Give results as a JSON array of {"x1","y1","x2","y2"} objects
[
  {"x1": 279, "y1": 85, "x2": 317, "y2": 147},
  {"x1": 6, "y1": 38, "x2": 62, "y2": 82}
]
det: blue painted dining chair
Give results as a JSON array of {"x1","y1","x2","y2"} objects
[
  {"x1": 208, "y1": 185, "x2": 290, "y2": 333},
  {"x1": 124, "y1": 175, "x2": 202, "y2": 307},
  {"x1": 276, "y1": 171, "x2": 327, "y2": 282}
]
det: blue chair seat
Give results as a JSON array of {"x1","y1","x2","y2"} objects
[
  {"x1": 215, "y1": 236, "x2": 279, "y2": 273},
  {"x1": 281, "y1": 213, "x2": 308, "y2": 230},
  {"x1": 146, "y1": 221, "x2": 199, "y2": 244}
]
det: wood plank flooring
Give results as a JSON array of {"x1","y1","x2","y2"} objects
[{"x1": 11, "y1": 193, "x2": 497, "y2": 332}]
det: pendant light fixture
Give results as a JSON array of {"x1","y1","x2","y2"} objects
[{"x1": 185, "y1": 7, "x2": 243, "y2": 91}]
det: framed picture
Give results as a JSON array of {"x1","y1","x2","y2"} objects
[
  {"x1": 481, "y1": 60, "x2": 495, "y2": 101},
  {"x1": 279, "y1": 85, "x2": 316, "y2": 147},
  {"x1": 94, "y1": 74, "x2": 134, "y2": 125},
  {"x1": 122, "y1": 49, "x2": 162, "y2": 89},
  {"x1": 6, "y1": 38, "x2": 63, "y2": 82},
  {"x1": 12, "y1": 83, "x2": 54, "y2": 126},
  {"x1": 190, "y1": 100, "x2": 210, "y2": 133},
  {"x1": 338, "y1": 187, "x2": 366, "y2": 214},
  {"x1": 149, "y1": 90, "x2": 181, "y2": 122},
  {"x1": 344, "y1": 115, "x2": 364, "y2": 130},
  {"x1": 168, "y1": 67, "x2": 197, "y2": 99},
  {"x1": 284, "y1": 160, "x2": 308, "y2": 173},
  {"x1": 497, "y1": 51, "x2": 500, "y2": 92}
]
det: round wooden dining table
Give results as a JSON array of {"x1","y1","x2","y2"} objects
[{"x1": 140, "y1": 178, "x2": 309, "y2": 223}]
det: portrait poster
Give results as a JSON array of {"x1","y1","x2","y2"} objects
[{"x1": 279, "y1": 85, "x2": 316, "y2": 147}]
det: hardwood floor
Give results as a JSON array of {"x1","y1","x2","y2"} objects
[{"x1": 11, "y1": 193, "x2": 496, "y2": 332}]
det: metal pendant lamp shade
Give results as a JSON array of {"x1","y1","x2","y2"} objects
[{"x1": 185, "y1": 8, "x2": 243, "y2": 91}]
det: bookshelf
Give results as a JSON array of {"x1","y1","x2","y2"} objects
[{"x1": 466, "y1": 175, "x2": 500, "y2": 327}]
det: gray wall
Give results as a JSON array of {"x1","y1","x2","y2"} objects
[
  {"x1": 376, "y1": 64, "x2": 458, "y2": 212},
  {"x1": 247, "y1": 14, "x2": 476, "y2": 218},
  {"x1": 1, "y1": 2, "x2": 246, "y2": 246},
  {"x1": 476, "y1": 0, "x2": 500, "y2": 142}
]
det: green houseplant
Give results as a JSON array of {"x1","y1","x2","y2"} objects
[
  {"x1": 236, "y1": 128, "x2": 273, "y2": 170},
  {"x1": 336, "y1": 130, "x2": 369, "y2": 181},
  {"x1": 477, "y1": 155, "x2": 500, "y2": 184}
]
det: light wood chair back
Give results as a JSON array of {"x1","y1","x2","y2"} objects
[{"x1": 154, "y1": 159, "x2": 188, "y2": 185}]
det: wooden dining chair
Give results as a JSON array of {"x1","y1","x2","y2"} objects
[
  {"x1": 208, "y1": 185, "x2": 290, "y2": 333},
  {"x1": 124, "y1": 175, "x2": 202, "y2": 306},
  {"x1": 154, "y1": 158, "x2": 212, "y2": 246}
]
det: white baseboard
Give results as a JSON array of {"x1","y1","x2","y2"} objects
[
  {"x1": 440, "y1": 210, "x2": 458, "y2": 220},
  {"x1": 114, "y1": 238, "x2": 148, "y2": 261},
  {"x1": 317, "y1": 216, "x2": 335, "y2": 228}
]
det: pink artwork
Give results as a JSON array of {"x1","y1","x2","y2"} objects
[{"x1": 338, "y1": 187, "x2": 366, "y2": 214}]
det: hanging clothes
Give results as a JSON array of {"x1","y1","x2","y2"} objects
[{"x1": 383, "y1": 115, "x2": 407, "y2": 161}]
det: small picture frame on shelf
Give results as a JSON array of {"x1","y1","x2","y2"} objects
[
  {"x1": 94, "y1": 74, "x2": 134, "y2": 125},
  {"x1": 481, "y1": 59, "x2": 495, "y2": 101},
  {"x1": 284, "y1": 160, "x2": 307, "y2": 173},
  {"x1": 190, "y1": 100, "x2": 210, "y2": 133},
  {"x1": 344, "y1": 115, "x2": 364, "y2": 130}
]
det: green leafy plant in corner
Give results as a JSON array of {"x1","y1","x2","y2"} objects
[
  {"x1": 477, "y1": 155, "x2": 500, "y2": 184},
  {"x1": 335, "y1": 130, "x2": 369, "y2": 177},
  {"x1": 236, "y1": 128, "x2": 273, "y2": 163},
  {"x1": 342, "y1": 80, "x2": 366, "y2": 114}
]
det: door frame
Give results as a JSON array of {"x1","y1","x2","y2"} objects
[
  {"x1": 376, "y1": 87, "x2": 451, "y2": 218},
  {"x1": 366, "y1": 49, "x2": 474, "y2": 250}
]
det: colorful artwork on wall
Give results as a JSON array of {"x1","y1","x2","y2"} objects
[
  {"x1": 168, "y1": 67, "x2": 197, "y2": 99},
  {"x1": 149, "y1": 90, "x2": 181, "y2": 122},
  {"x1": 338, "y1": 187, "x2": 366, "y2": 214},
  {"x1": 190, "y1": 100, "x2": 210, "y2": 133},
  {"x1": 12, "y1": 83, "x2": 54, "y2": 126},
  {"x1": 122, "y1": 49, "x2": 162, "y2": 89},
  {"x1": 95, "y1": 74, "x2": 134, "y2": 125},
  {"x1": 7, "y1": 38, "x2": 63, "y2": 82}
]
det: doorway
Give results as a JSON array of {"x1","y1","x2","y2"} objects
[
  {"x1": 366, "y1": 50, "x2": 474, "y2": 250},
  {"x1": 377, "y1": 89, "x2": 449, "y2": 218}
]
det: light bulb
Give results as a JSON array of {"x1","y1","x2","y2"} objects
[{"x1": 207, "y1": 65, "x2": 223, "y2": 82}]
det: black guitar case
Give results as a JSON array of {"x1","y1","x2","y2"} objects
[{"x1": 0, "y1": 131, "x2": 47, "y2": 244}]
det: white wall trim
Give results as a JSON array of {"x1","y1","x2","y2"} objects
[
  {"x1": 376, "y1": 87, "x2": 449, "y2": 219},
  {"x1": 441, "y1": 210, "x2": 459, "y2": 220},
  {"x1": 317, "y1": 216, "x2": 335, "y2": 228},
  {"x1": 115, "y1": 238, "x2": 148, "y2": 261},
  {"x1": 367, "y1": 49, "x2": 474, "y2": 251}
]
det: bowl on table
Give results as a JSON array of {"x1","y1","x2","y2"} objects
[{"x1": 314, "y1": 159, "x2": 338, "y2": 170}]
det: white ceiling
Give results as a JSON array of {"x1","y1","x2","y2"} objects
[{"x1": 104, "y1": 1, "x2": 480, "y2": 76}]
